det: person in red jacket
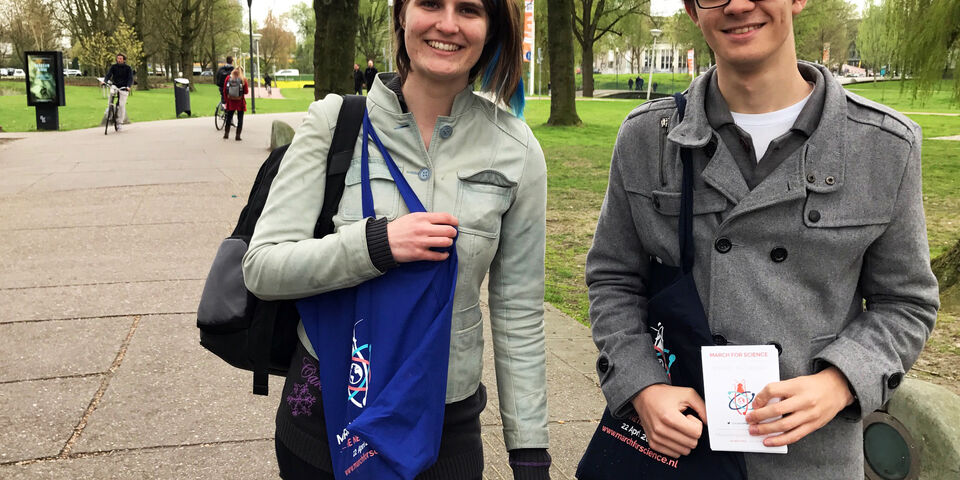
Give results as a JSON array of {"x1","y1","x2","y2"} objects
[{"x1": 221, "y1": 66, "x2": 249, "y2": 141}]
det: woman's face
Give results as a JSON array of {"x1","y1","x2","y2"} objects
[{"x1": 403, "y1": 0, "x2": 489, "y2": 86}]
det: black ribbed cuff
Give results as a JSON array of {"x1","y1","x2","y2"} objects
[
  {"x1": 365, "y1": 217, "x2": 397, "y2": 272},
  {"x1": 509, "y1": 448, "x2": 551, "y2": 480}
]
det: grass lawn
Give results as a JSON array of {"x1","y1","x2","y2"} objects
[{"x1": 574, "y1": 72, "x2": 693, "y2": 94}]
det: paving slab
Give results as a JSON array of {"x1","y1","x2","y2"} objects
[
  {"x1": 0, "y1": 317, "x2": 131, "y2": 382},
  {"x1": 73, "y1": 314, "x2": 283, "y2": 453},
  {"x1": 0, "y1": 223, "x2": 225, "y2": 289},
  {"x1": 0, "y1": 440, "x2": 277, "y2": 479},
  {"x1": 24, "y1": 168, "x2": 230, "y2": 193},
  {"x1": 0, "y1": 280, "x2": 205, "y2": 323},
  {"x1": 0, "y1": 377, "x2": 101, "y2": 463}
]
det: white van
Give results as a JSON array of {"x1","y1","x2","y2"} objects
[
  {"x1": 12, "y1": 69, "x2": 25, "y2": 78},
  {"x1": 274, "y1": 69, "x2": 300, "y2": 77}
]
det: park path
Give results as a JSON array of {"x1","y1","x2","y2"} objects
[{"x1": 0, "y1": 113, "x2": 603, "y2": 478}]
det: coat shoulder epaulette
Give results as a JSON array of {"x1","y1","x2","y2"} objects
[
  {"x1": 625, "y1": 96, "x2": 677, "y2": 122},
  {"x1": 844, "y1": 90, "x2": 919, "y2": 143}
]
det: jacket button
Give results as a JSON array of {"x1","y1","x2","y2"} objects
[
  {"x1": 715, "y1": 237, "x2": 732, "y2": 253},
  {"x1": 712, "y1": 334, "x2": 727, "y2": 345},
  {"x1": 806, "y1": 174, "x2": 816, "y2": 184},
  {"x1": 439, "y1": 125, "x2": 453, "y2": 139},
  {"x1": 418, "y1": 168, "x2": 431, "y2": 181},
  {"x1": 770, "y1": 247, "x2": 788, "y2": 263},
  {"x1": 808, "y1": 210, "x2": 821, "y2": 223},
  {"x1": 825, "y1": 176, "x2": 836, "y2": 185},
  {"x1": 598, "y1": 357, "x2": 609, "y2": 374},
  {"x1": 768, "y1": 341, "x2": 783, "y2": 356},
  {"x1": 887, "y1": 372, "x2": 903, "y2": 389}
]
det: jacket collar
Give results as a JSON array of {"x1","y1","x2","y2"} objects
[{"x1": 367, "y1": 73, "x2": 477, "y2": 119}]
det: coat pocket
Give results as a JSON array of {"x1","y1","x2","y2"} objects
[
  {"x1": 649, "y1": 188, "x2": 729, "y2": 216},
  {"x1": 339, "y1": 160, "x2": 400, "y2": 220},
  {"x1": 455, "y1": 170, "x2": 516, "y2": 238}
]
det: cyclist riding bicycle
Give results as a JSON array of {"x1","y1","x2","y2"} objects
[
  {"x1": 215, "y1": 56, "x2": 235, "y2": 104},
  {"x1": 100, "y1": 53, "x2": 134, "y2": 129}
]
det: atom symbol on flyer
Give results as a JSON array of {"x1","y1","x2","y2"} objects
[{"x1": 728, "y1": 380, "x2": 756, "y2": 416}]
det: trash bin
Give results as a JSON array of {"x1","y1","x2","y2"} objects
[{"x1": 174, "y1": 78, "x2": 191, "y2": 117}]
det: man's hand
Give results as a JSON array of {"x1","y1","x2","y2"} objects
[
  {"x1": 746, "y1": 366, "x2": 854, "y2": 447},
  {"x1": 631, "y1": 384, "x2": 706, "y2": 458},
  {"x1": 387, "y1": 212, "x2": 458, "y2": 263}
]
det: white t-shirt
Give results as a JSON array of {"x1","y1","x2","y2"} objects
[{"x1": 730, "y1": 90, "x2": 813, "y2": 162}]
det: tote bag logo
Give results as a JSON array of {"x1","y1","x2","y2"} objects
[
  {"x1": 348, "y1": 319, "x2": 371, "y2": 408},
  {"x1": 651, "y1": 322, "x2": 677, "y2": 379}
]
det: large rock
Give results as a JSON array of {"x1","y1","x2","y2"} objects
[
  {"x1": 269, "y1": 120, "x2": 295, "y2": 151},
  {"x1": 886, "y1": 378, "x2": 960, "y2": 479}
]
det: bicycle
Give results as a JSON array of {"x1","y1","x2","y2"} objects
[
  {"x1": 214, "y1": 99, "x2": 237, "y2": 130},
  {"x1": 103, "y1": 82, "x2": 129, "y2": 135}
]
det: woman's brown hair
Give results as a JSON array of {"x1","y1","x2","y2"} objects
[{"x1": 393, "y1": 0, "x2": 525, "y2": 115}]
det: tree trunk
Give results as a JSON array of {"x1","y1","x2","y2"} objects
[
  {"x1": 134, "y1": 0, "x2": 150, "y2": 90},
  {"x1": 179, "y1": 0, "x2": 196, "y2": 91},
  {"x1": 547, "y1": 0, "x2": 581, "y2": 126},
  {"x1": 932, "y1": 239, "x2": 960, "y2": 312},
  {"x1": 581, "y1": 39, "x2": 594, "y2": 97},
  {"x1": 314, "y1": 0, "x2": 361, "y2": 100}
]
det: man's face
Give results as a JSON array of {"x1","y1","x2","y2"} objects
[
  {"x1": 354, "y1": 64, "x2": 360, "y2": 70},
  {"x1": 117, "y1": 55, "x2": 125, "y2": 64},
  {"x1": 367, "y1": 60, "x2": 374, "y2": 68},
  {"x1": 685, "y1": 0, "x2": 806, "y2": 71}
]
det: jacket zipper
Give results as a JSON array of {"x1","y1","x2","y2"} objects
[{"x1": 658, "y1": 116, "x2": 669, "y2": 187}]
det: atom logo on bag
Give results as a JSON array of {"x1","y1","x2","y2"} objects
[
  {"x1": 348, "y1": 319, "x2": 371, "y2": 408},
  {"x1": 650, "y1": 322, "x2": 676, "y2": 379},
  {"x1": 728, "y1": 380, "x2": 756, "y2": 415}
]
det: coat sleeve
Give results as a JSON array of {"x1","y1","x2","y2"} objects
[
  {"x1": 242, "y1": 95, "x2": 383, "y2": 300},
  {"x1": 813, "y1": 124, "x2": 939, "y2": 418},
  {"x1": 487, "y1": 128, "x2": 549, "y2": 450},
  {"x1": 585, "y1": 119, "x2": 671, "y2": 418}
]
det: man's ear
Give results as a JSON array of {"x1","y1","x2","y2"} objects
[
  {"x1": 792, "y1": 0, "x2": 808, "y2": 15},
  {"x1": 684, "y1": 1, "x2": 700, "y2": 26}
]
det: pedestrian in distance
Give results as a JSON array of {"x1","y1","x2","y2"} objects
[
  {"x1": 584, "y1": 0, "x2": 939, "y2": 478},
  {"x1": 216, "y1": 56, "x2": 235, "y2": 104},
  {"x1": 221, "y1": 66, "x2": 249, "y2": 141},
  {"x1": 242, "y1": 0, "x2": 552, "y2": 478},
  {"x1": 628, "y1": 77, "x2": 634, "y2": 90},
  {"x1": 264, "y1": 72, "x2": 273, "y2": 96},
  {"x1": 364, "y1": 59, "x2": 378, "y2": 94},
  {"x1": 636, "y1": 75, "x2": 643, "y2": 91},
  {"x1": 353, "y1": 63, "x2": 364, "y2": 95},
  {"x1": 100, "y1": 53, "x2": 134, "y2": 129}
]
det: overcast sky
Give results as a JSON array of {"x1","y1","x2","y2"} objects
[{"x1": 246, "y1": 0, "x2": 870, "y2": 33}]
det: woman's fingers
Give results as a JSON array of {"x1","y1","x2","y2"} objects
[{"x1": 387, "y1": 213, "x2": 460, "y2": 262}]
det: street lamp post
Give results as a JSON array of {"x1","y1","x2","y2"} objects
[
  {"x1": 646, "y1": 28, "x2": 662, "y2": 101},
  {"x1": 615, "y1": 48, "x2": 619, "y2": 90},
  {"x1": 246, "y1": 0, "x2": 255, "y2": 113},
  {"x1": 388, "y1": 0, "x2": 394, "y2": 72}
]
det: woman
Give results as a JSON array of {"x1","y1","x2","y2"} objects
[
  {"x1": 242, "y1": 1, "x2": 550, "y2": 479},
  {"x1": 222, "y1": 66, "x2": 248, "y2": 141}
]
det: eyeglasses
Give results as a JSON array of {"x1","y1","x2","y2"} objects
[{"x1": 694, "y1": 0, "x2": 739, "y2": 9}]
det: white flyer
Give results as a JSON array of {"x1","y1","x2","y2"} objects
[{"x1": 701, "y1": 345, "x2": 788, "y2": 454}]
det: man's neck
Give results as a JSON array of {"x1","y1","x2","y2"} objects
[{"x1": 715, "y1": 56, "x2": 812, "y2": 114}]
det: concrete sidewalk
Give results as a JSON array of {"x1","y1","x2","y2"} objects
[{"x1": 0, "y1": 113, "x2": 604, "y2": 478}]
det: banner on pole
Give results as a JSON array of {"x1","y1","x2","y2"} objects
[
  {"x1": 687, "y1": 49, "x2": 695, "y2": 76},
  {"x1": 522, "y1": 1, "x2": 535, "y2": 63}
]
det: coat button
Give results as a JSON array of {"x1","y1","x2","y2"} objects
[
  {"x1": 887, "y1": 372, "x2": 903, "y2": 389},
  {"x1": 439, "y1": 125, "x2": 453, "y2": 139},
  {"x1": 715, "y1": 237, "x2": 732, "y2": 253},
  {"x1": 808, "y1": 210, "x2": 821, "y2": 223},
  {"x1": 418, "y1": 168, "x2": 431, "y2": 181},
  {"x1": 770, "y1": 247, "x2": 788, "y2": 263},
  {"x1": 806, "y1": 174, "x2": 816, "y2": 184},
  {"x1": 712, "y1": 334, "x2": 727, "y2": 345},
  {"x1": 597, "y1": 357, "x2": 610, "y2": 374},
  {"x1": 825, "y1": 176, "x2": 836, "y2": 185}
]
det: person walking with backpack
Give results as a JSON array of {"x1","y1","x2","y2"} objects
[
  {"x1": 242, "y1": 1, "x2": 551, "y2": 479},
  {"x1": 222, "y1": 66, "x2": 248, "y2": 141},
  {"x1": 216, "y1": 56, "x2": 235, "y2": 104},
  {"x1": 583, "y1": 0, "x2": 939, "y2": 478}
]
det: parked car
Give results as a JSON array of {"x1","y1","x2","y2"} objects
[
  {"x1": 12, "y1": 69, "x2": 25, "y2": 78},
  {"x1": 0, "y1": 68, "x2": 8, "y2": 76},
  {"x1": 274, "y1": 69, "x2": 299, "y2": 77},
  {"x1": 64, "y1": 69, "x2": 83, "y2": 77},
  {"x1": 200, "y1": 70, "x2": 213, "y2": 76}
]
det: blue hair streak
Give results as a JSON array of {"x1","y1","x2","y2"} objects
[{"x1": 480, "y1": 44, "x2": 525, "y2": 119}]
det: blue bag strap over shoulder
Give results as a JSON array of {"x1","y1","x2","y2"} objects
[{"x1": 360, "y1": 110, "x2": 426, "y2": 217}]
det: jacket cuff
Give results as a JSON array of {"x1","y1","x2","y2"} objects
[
  {"x1": 508, "y1": 448, "x2": 551, "y2": 480},
  {"x1": 365, "y1": 216, "x2": 397, "y2": 273},
  {"x1": 813, "y1": 335, "x2": 899, "y2": 419},
  {"x1": 597, "y1": 335, "x2": 671, "y2": 418}
]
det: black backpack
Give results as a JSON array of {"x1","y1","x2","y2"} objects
[{"x1": 197, "y1": 95, "x2": 365, "y2": 395}]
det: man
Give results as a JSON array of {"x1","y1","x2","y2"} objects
[
  {"x1": 215, "y1": 56, "x2": 235, "y2": 103},
  {"x1": 628, "y1": 77, "x2": 634, "y2": 91},
  {"x1": 636, "y1": 75, "x2": 643, "y2": 91},
  {"x1": 353, "y1": 63, "x2": 363, "y2": 95},
  {"x1": 586, "y1": 0, "x2": 939, "y2": 478},
  {"x1": 363, "y1": 59, "x2": 378, "y2": 94},
  {"x1": 100, "y1": 53, "x2": 134, "y2": 129}
]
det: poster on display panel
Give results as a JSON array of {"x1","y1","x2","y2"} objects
[{"x1": 25, "y1": 51, "x2": 65, "y2": 107}]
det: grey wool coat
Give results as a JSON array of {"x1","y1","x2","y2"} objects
[{"x1": 586, "y1": 62, "x2": 939, "y2": 479}]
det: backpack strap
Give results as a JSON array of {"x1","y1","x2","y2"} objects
[{"x1": 251, "y1": 94, "x2": 367, "y2": 396}]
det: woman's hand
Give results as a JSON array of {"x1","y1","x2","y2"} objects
[
  {"x1": 745, "y1": 366, "x2": 854, "y2": 446},
  {"x1": 387, "y1": 212, "x2": 459, "y2": 263},
  {"x1": 630, "y1": 384, "x2": 707, "y2": 458}
]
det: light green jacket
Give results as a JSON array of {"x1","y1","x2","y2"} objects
[{"x1": 242, "y1": 74, "x2": 549, "y2": 450}]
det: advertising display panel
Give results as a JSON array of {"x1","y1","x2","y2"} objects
[{"x1": 25, "y1": 51, "x2": 65, "y2": 107}]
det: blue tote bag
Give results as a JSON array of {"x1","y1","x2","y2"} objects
[{"x1": 297, "y1": 110, "x2": 458, "y2": 480}]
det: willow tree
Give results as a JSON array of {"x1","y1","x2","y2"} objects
[
  {"x1": 314, "y1": 0, "x2": 361, "y2": 99},
  {"x1": 887, "y1": 0, "x2": 960, "y2": 103},
  {"x1": 547, "y1": 0, "x2": 582, "y2": 126}
]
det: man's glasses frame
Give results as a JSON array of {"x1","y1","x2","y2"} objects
[{"x1": 694, "y1": 0, "x2": 734, "y2": 8}]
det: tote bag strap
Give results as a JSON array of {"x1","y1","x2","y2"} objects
[{"x1": 673, "y1": 92, "x2": 695, "y2": 275}]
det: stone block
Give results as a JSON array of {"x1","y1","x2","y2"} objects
[
  {"x1": 270, "y1": 120, "x2": 295, "y2": 151},
  {"x1": 886, "y1": 378, "x2": 960, "y2": 479}
]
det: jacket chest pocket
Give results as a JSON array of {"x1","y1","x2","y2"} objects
[
  {"x1": 455, "y1": 170, "x2": 516, "y2": 238},
  {"x1": 800, "y1": 190, "x2": 892, "y2": 256},
  {"x1": 338, "y1": 160, "x2": 401, "y2": 221}
]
